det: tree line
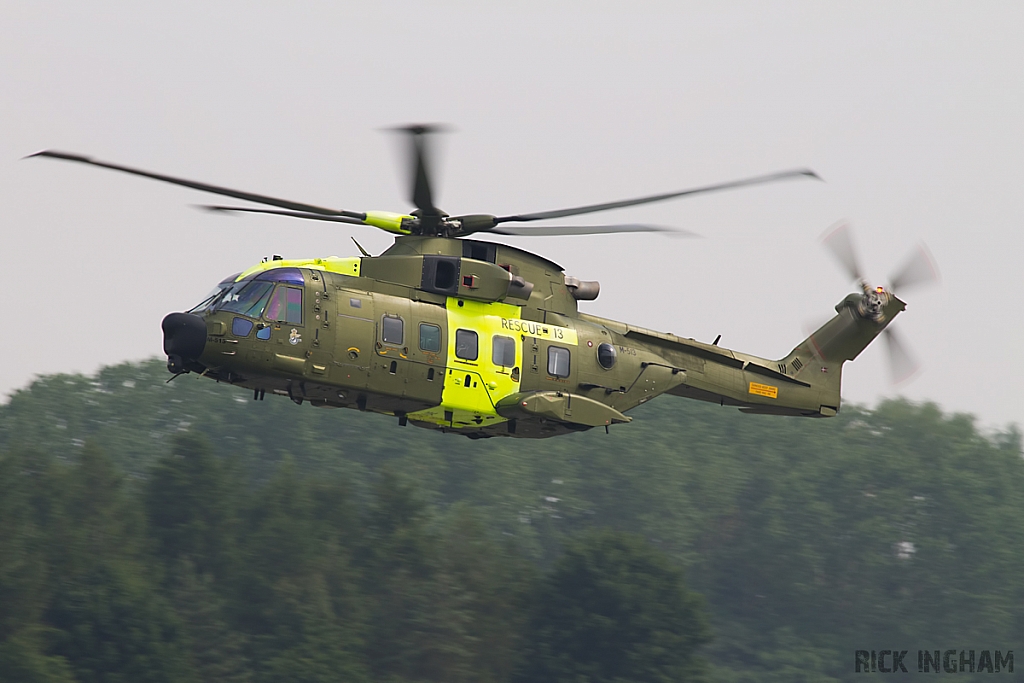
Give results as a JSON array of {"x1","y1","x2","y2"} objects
[
  {"x1": 1, "y1": 359, "x2": 1021, "y2": 682},
  {"x1": 0, "y1": 434, "x2": 710, "y2": 682}
]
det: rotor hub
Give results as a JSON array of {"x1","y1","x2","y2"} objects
[{"x1": 856, "y1": 283, "x2": 890, "y2": 322}]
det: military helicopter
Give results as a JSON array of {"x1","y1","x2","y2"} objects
[{"x1": 30, "y1": 127, "x2": 937, "y2": 439}]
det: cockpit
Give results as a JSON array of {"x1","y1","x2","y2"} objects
[{"x1": 189, "y1": 267, "x2": 304, "y2": 325}]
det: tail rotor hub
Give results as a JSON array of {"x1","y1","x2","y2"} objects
[{"x1": 857, "y1": 283, "x2": 890, "y2": 322}]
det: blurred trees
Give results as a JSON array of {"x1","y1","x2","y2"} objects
[
  {"x1": 0, "y1": 438, "x2": 549, "y2": 683},
  {"x1": 519, "y1": 530, "x2": 711, "y2": 683},
  {"x1": 0, "y1": 359, "x2": 1021, "y2": 682}
]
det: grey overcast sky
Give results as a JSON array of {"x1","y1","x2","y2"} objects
[{"x1": 2, "y1": 2, "x2": 1022, "y2": 429}]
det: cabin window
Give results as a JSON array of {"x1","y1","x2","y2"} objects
[
  {"x1": 381, "y1": 315, "x2": 404, "y2": 345},
  {"x1": 265, "y1": 286, "x2": 303, "y2": 325},
  {"x1": 419, "y1": 323, "x2": 441, "y2": 353},
  {"x1": 548, "y1": 346, "x2": 570, "y2": 378},
  {"x1": 492, "y1": 335, "x2": 516, "y2": 368},
  {"x1": 455, "y1": 329, "x2": 478, "y2": 361},
  {"x1": 597, "y1": 342, "x2": 617, "y2": 369}
]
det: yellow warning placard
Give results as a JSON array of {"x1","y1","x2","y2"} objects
[{"x1": 748, "y1": 381, "x2": 778, "y2": 399}]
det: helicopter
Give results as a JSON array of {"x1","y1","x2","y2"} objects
[{"x1": 29, "y1": 126, "x2": 937, "y2": 439}]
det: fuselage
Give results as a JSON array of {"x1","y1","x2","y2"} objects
[{"x1": 164, "y1": 235, "x2": 895, "y2": 438}]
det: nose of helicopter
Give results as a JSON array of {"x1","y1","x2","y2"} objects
[{"x1": 162, "y1": 312, "x2": 207, "y2": 373}]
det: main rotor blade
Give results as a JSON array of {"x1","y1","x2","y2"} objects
[
  {"x1": 198, "y1": 205, "x2": 368, "y2": 226},
  {"x1": 820, "y1": 220, "x2": 864, "y2": 284},
  {"x1": 493, "y1": 168, "x2": 820, "y2": 224},
  {"x1": 391, "y1": 125, "x2": 445, "y2": 216},
  {"x1": 27, "y1": 150, "x2": 367, "y2": 220},
  {"x1": 889, "y1": 243, "x2": 940, "y2": 293},
  {"x1": 883, "y1": 327, "x2": 920, "y2": 384},
  {"x1": 411, "y1": 133, "x2": 436, "y2": 214},
  {"x1": 489, "y1": 223, "x2": 696, "y2": 237}
]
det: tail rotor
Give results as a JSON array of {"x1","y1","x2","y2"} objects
[{"x1": 819, "y1": 221, "x2": 939, "y2": 384}]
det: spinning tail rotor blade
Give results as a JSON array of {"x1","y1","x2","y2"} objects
[
  {"x1": 27, "y1": 150, "x2": 367, "y2": 220},
  {"x1": 889, "y1": 243, "x2": 940, "y2": 293},
  {"x1": 883, "y1": 326, "x2": 920, "y2": 384},
  {"x1": 821, "y1": 220, "x2": 864, "y2": 284}
]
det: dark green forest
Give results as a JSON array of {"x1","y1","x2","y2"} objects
[{"x1": 1, "y1": 359, "x2": 1021, "y2": 682}]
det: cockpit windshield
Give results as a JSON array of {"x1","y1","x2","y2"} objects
[
  {"x1": 188, "y1": 268, "x2": 304, "y2": 318},
  {"x1": 254, "y1": 267, "x2": 304, "y2": 286},
  {"x1": 216, "y1": 280, "x2": 276, "y2": 317},
  {"x1": 188, "y1": 272, "x2": 241, "y2": 313}
]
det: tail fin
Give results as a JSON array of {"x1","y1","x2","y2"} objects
[{"x1": 777, "y1": 292, "x2": 906, "y2": 415}]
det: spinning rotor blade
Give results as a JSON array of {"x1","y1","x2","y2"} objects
[
  {"x1": 889, "y1": 243, "x2": 940, "y2": 293},
  {"x1": 492, "y1": 168, "x2": 820, "y2": 224},
  {"x1": 821, "y1": 220, "x2": 864, "y2": 284},
  {"x1": 883, "y1": 326, "x2": 920, "y2": 384},
  {"x1": 489, "y1": 223, "x2": 697, "y2": 237},
  {"x1": 199, "y1": 205, "x2": 369, "y2": 226},
  {"x1": 390, "y1": 125, "x2": 447, "y2": 218},
  {"x1": 31, "y1": 135, "x2": 822, "y2": 240},
  {"x1": 27, "y1": 150, "x2": 367, "y2": 221}
]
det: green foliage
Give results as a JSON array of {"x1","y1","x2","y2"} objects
[
  {"x1": 520, "y1": 529, "x2": 711, "y2": 683},
  {"x1": 235, "y1": 459, "x2": 368, "y2": 683},
  {"x1": 169, "y1": 561, "x2": 251, "y2": 683},
  {"x1": 0, "y1": 449, "x2": 51, "y2": 642},
  {"x1": 0, "y1": 626, "x2": 75, "y2": 683},
  {"x1": 0, "y1": 359, "x2": 1021, "y2": 682},
  {"x1": 145, "y1": 434, "x2": 239, "y2": 579}
]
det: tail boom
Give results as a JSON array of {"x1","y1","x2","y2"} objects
[{"x1": 665, "y1": 292, "x2": 905, "y2": 417}]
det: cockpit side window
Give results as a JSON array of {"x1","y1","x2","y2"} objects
[
  {"x1": 286, "y1": 288, "x2": 302, "y2": 323},
  {"x1": 265, "y1": 287, "x2": 284, "y2": 321},
  {"x1": 265, "y1": 286, "x2": 303, "y2": 325}
]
